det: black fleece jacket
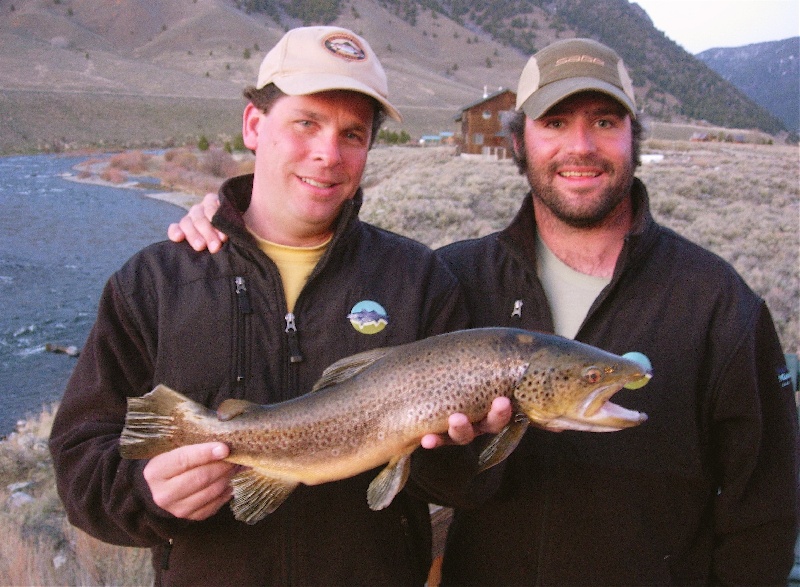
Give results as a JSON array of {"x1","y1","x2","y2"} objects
[
  {"x1": 49, "y1": 174, "x2": 469, "y2": 586},
  {"x1": 415, "y1": 179, "x2": 798, "y2": 585}
]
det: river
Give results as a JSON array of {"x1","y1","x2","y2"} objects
[{"x1": 0, "y1": 154, "x2": 184, "y2": 435}]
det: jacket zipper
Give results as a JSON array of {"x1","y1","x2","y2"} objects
[
  {"x1": 284, "y1": 312, "x2": 303, "y2": 363},
  {"x1": 161, "y1": 538, "x2": 173, "y2": 571},
  {"x1": 234, "y1": 277, "x2": 252, "y2": 388}
]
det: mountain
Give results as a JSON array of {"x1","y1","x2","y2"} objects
[
  {"x1": 697, "y1": 37, "x2": 800, "y2": 134},
  {"x1": 0, "y1": 0, "x2": 790, "y2": 154}
]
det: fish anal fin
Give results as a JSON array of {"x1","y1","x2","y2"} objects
[
  {"x1": 217, "y1": 399, "x2": 258, "y2": 421},
  {"x1": 367, "y1": 453, "x2": 412, "y2": 511},
  {"x1": 477, "y1": 413, "x2": 530, "y2": 473},
  {"x1": 311, "y1": 348, "x2": 393, "y2": 392},
  {"x1": 230, "y1": 468, "x2": 298, "y2": 524}
]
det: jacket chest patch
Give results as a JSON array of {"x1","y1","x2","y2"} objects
[{"x1": 347, "y1": 300, "x2": 389, "y2": 334}]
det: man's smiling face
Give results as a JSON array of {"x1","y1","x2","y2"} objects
[
  {"x1": 243, "y1": 90, "x2": 374, "y2": 246},
  {"x1": 523, "y1": 91, "x2": 635, "y2": 229}
]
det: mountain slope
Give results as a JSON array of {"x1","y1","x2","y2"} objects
[
  {"x1": 697, "y1": 37, "x2": 800, "y2": 134},
  {"x1": 0, "y1": 0, "x2": 790, "y2": 154}
]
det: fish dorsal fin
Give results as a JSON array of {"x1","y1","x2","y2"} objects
[
  {"x1": 311, "y1": 347, "x2": 393, "y2": 392},
  {"x1": 229, "y1": 468, "x2": 299, "y2": 524},
  {"x1": 367, "y1": 452, "x2": 412, "y2": 510},
  {"x1": 216, "y1": 399, "x2": 259, "y2": 421},
  {"x1": 476, "y1": 411, "x2": 530, "y2": 473}
]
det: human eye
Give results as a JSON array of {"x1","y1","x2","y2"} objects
[
  {"x1": 543, "y1": 119, "x2": 564, "y2": 129},
  {"x1": 344, "y1": 128, "x2": 369, "y2": 146},
  {"x1": 596, "y1": 113, "x2": 624, "y2": 129}
]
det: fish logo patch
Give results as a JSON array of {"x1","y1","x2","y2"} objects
[
  {"x1": 348, "y1": 301, "x2": 388, "y2": 334},
  {"x1": 323, "y1": 33, "x2": 367, "y2": 62}
]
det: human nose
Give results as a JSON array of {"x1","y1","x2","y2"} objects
[
  {"x1": 565, "y1": 122, "x2": 596, "y2": 154},
  {"x1": 311, "y1": 132, "x2": 343, "y2": 166}
]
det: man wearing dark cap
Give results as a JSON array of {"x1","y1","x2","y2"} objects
[
  {"x1": 49, "y1": 26, "x2": 509, "y2": 585},
  {"x1": 427, "y1": 37, "x2": 798, "y2": 585}
]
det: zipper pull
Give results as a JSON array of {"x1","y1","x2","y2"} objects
[
  {"x1": 235, "y1": 277, "x2": 252, "y2": 314},
  {"x1": 511, "y1": 299, "x2": 523, "y2": 318},
  {"x1": 284, "y1": 313, "x2": 303, "y2": 363}
]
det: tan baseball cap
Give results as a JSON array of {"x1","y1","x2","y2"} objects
[
  {"x1": 256, "y1": 26, "x2": 402, "y2": 122},
  {"x1": 516, "y1": 38, "x2": 637, "y2": 120}
]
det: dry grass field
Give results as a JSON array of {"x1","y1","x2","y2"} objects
[{"x1": 2, "y1": 138, "x2": 797, "y2": 585}]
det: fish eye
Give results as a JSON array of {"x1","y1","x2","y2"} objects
[{"x1": 582, "y1": 367, "x2": 602, "y2": 384}]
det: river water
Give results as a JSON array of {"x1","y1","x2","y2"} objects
[{"x1": 0, "y1": 154, "x2": 184, "y2": 435}]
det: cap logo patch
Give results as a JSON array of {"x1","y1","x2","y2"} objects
[
  {"x1": 347, "y1": 300, "x2": 388, "y2": 334},
  {"x1": 324, "y1": 34, "x2": 367, "y2": 62},
  {"x1": 555, "y1": 55, "x2": 605, "y2": 67}
]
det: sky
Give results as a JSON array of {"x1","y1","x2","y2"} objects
[{"x1": 632, "y1": 0, "x2": 800, "y2": 54}]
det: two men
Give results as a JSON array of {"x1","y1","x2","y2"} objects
[{"x1": 172, "y1": 37, "x2": 799, "y2": 584}]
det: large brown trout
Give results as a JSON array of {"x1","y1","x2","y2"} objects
[{"x1": 119, "y1": 327, "x2": 651, "y2": 524}]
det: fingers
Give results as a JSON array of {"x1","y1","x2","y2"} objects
[
  {"x1": 475, "y1": 396, "x2": 513, "y2": 435},
  {"x1": 420, "y1": 397, "x2": 514, "y2": 450},
  {"x1": 143, "y1": 443, "x2": 236, "y2": 521},
  {"x1": 168, "y1": 193, "x2": 226, "y2": 253}
]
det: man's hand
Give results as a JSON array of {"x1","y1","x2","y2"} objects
[
  {"x1": 420, "y1": 396, "x2": 513, "y2": 449},
  {"x1": 168, "y1": 193, "x2": 225, "y2": 253},
  {"x1": 143, "y1": 442, "x2": 236, "y2": 521}
]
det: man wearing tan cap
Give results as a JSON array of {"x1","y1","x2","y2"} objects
[
  {"x1": 167, "y1": 36, "x2": 797, "y2": 584},
  {"x1": 49, "y1": 26, "x2": 509, "y2": 585}
]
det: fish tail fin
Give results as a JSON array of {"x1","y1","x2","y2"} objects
[{"x1": 119, "y1": 384, "x2": 189, "y2": 459}]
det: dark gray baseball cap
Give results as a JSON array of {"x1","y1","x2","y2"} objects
[{"x1": 516, "y1": 38, "x2": 637, "y2": 119}]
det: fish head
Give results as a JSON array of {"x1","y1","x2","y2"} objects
[{"x1": 513, "y1": 334, "x2": 651, "y2": 432}]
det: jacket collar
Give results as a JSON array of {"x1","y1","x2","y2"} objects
[{"x1": 212, "y1": 173, "x2": 364, "y2": 250}]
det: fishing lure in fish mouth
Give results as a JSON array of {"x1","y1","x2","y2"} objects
[{"x1": 120, "y1": 328, "x2": 651, "y2": 524}]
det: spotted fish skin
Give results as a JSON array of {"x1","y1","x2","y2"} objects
[{"x1": 119, "y1": 328, "x2": 650, "y2": 524}]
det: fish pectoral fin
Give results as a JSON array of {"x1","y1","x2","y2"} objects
[
  {"x1": 311, "y1": 348, "x2": 394, "y2": 392},
  {"x1": 229, "y1": 468, "x2": 298, "y2": 524},
  {"x1": 367, "y1": 453, "x2": 412, "y2": 511},
  {"x1": 216, "y1": 399, "x2": 259, "y2": 421},
  {"x1": 476, "y1": 413, "x2": 530, "y2": 473}
]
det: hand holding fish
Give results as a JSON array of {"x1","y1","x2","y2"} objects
[
  {"x1": 420, "y1": 396, "x2": 513, "y2": 448},
  {"x1": 143, "y1": 442, "x2": 236, "y2": 521}
]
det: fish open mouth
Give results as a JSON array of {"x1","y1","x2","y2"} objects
[{"x1": 574, "y1": 384, "x2": 648, "y2": 430}]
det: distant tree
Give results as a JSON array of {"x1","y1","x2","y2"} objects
[{"x1": 198, "y1": 135, "x2": 210, "y2": 151}]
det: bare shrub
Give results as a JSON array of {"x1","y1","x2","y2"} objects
[
  {"x1": 201, "y1": 147, "x2": 239, "y2": 178},
  {"x1": 164, "y1": 147, "x2": 199, "y2": 171},
  {"x1": 99, "y1": 166, "x2": 127, "y2": 184},
  {"x1": 107, "y1": 150, "x2": 151, "y2": 174}
]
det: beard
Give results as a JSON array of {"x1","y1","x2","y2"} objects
[{"x1": 527, "y1": 155, "x2": 635, "y2": 229}]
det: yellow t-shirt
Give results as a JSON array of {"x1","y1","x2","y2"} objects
[{"x1": 250, "y1": 232, "x2": 330, "y2": 312}]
